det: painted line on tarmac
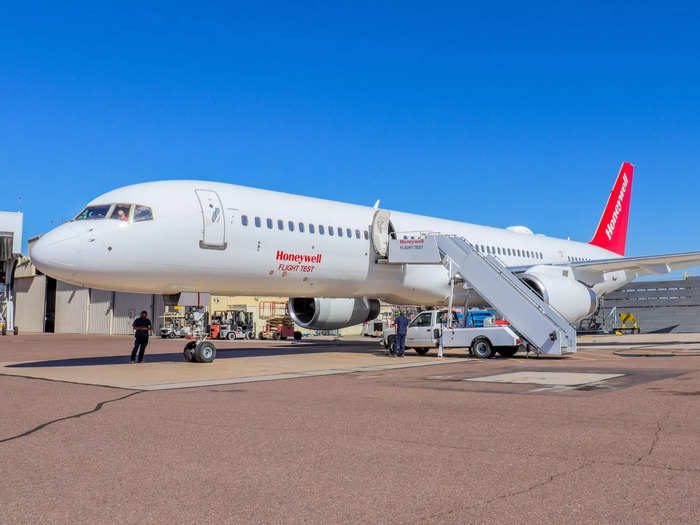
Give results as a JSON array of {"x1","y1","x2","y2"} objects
[{"x1": 127, "y1": 358, "x2": 466, "y2": 391}]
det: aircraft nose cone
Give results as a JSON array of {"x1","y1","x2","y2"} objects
[{"x1": 30, "y1": 225, "x2": 84, "y2": 281}]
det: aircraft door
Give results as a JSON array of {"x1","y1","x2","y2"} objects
[
  {"x1": 371, "y1": 209, "x2": 392, "y2": 258},
  {"x1": 195, "y1": 189, "x2": 227, "y2": 250}
]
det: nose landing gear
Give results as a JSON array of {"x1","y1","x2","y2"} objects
[{"x1": 183, "y1": 340, "x2": 217, "y2": 363}]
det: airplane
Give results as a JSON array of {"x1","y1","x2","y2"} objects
[{"x1": 30, "y1": 162, "x2": 700, "y2": 344}]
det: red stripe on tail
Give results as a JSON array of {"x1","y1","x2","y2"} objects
[{"x1": 589, "y1": 162, "x2": 634, "y2": 256}]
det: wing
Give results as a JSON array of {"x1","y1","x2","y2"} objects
[{"x1": 509, "y1": 252, "x2": 700, "y2": 277}]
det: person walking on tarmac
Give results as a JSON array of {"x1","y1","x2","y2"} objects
[
  {"x1": 130, "y1": 310, "x2": 152, "y2": 363},
  {"x1": 392, "y1": 310, "x2": 410, "y2": 357}
]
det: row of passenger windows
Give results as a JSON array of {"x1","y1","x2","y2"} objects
[
  {"x1": 240, "y1": 214, "x2": 370, "y2": 240},
  {"x1": 568, "y1": 256, "x2": 591, "y2": 262},
  {"x1": 475, "y1": 244, "x2": 543, "y2": 260}
]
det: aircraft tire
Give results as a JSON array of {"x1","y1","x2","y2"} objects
[
  {"x1": 293, "y1": 331, "x2": 302, "y2": 340},
  {"x1": 195, "y1": 342, "x2": 216, "y2": 363},
  {"x1": 471, "y1": 337, "x2": 494, "y2": 358},
  {"x1": 183, "y1": 341, "x2": 197, "y2": 362}
]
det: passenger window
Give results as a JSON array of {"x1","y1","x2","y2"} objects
[
  {"x1": 337, "y1": 227, "x2": 343, "y2": 237},
  {"x1": 241, "y1": 215, "x2": 248, "y2": 226},
  {"x1": 364, "y1": 230, "x2": 369, "y2": 240},
  {"x1": 328, "y1": 226, "x2": 334, "y2": 236},
  {"x1": 298, "y1": 222, "x2": 304, "y2": 233},
  {"x1": 288, "y1": 221, "x2": 294, "y2": 232},
  {"x1": 110, "y1": 204, "x2": 131, "y2": 222},
  {"x1": 507, "y1": 248, "x2": 511, "y2": 256},
  {"x1": 319, "y1": 225, "x2": 325, "y2": 235},
  {"x1": 255, "y1": 217, "x2": 261, "y2": 227},
  {"x1": 266, "y1": 218, "x2": 273, "y2": 229},
  {"x1": 309, "y1": 224, "x2": 315, "y2": 234},
  {"x1": 277, "y1": 219, "x2": 284, "y2": 230},
  {"x1": 346, "y1": 228, "x2": 352, "y2": 238},
  {"x1": 133, "y1": 205, "x2": 153, "y2": 223},
  {"x1": 355, "y1": 229, "x2": 360, "y2": 239}
]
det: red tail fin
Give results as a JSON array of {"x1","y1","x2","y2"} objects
[{"x1": 589, "y1": 162, "x2": 634, "y2": 256}]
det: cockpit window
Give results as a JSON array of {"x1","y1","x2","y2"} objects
[
  {"x1": 133, "y1": 205, "x2": 153, "y2": 222},
  {"x1": 111, "y1": 204, "x2": 131, "y2": 221},
  {"x1": 75, "y1": 205, "x2": 112, "y2": 221}
]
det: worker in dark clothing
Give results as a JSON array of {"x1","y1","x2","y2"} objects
[
  {"x1": 130, "y1": 310, "x2": 152, "y2": 363},
  {"x1": 393, "y1": 311, "x2": 410, "y2": 357}
]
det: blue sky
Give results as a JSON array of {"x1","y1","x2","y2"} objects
[{"x1": 1, "y1": 2, "x2": 699, "y2": 275}]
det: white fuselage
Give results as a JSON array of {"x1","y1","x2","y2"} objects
[{"x1": 30, "y1": 180, "x2": 622, "y2": 305}]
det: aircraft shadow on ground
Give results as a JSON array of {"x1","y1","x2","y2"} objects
[{"x1": 7, "y1": 341, "x2": 389, "y2": 368}]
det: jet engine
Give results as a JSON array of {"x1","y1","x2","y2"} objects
[
  {"x1": 289, "y1": 298, "x2": 381, "y2": 330},
  {"x1": 519, "y1": 266, "x2": 598, "y2": 324}
]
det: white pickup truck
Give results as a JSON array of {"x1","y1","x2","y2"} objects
[{"x1": 382, "y1": 309, "x2": 523, "y2": 358}]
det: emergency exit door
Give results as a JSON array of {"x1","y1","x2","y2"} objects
[{"x1": 195, "y1": 189, "x2": 227, "y2": 250}]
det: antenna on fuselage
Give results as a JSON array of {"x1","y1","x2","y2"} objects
[{"x1": 373, "y1": 199, "x2": 380, "y2": 209}]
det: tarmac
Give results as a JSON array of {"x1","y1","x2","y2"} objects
[{"x1": 1, "y1": 332, "x2": 700, "y2": 523}]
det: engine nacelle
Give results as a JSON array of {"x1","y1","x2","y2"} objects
[
  {"x1": 520, "y1": 266, "x2": 598, "y2": 324},
  {"x1": 289, "y1": 298, "x2": 381, "y2": 330}
]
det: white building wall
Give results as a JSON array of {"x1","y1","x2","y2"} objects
[{"x1": 55, "y1": 281, "x2": 88, "y2": 334}]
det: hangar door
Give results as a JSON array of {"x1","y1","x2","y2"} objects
[
  {"x1": 113, "y1": 293, "x2": 153, "y2": 335},
  {"x1": 195, "y1": 189, "x2": 227, "y2": 250},
  {"x1": 55, "y1": 281, "x2": 88, "y2": 334},
  {"x1": 14, "y1": 275, "x2": 46, "y2": 333},
  {"x1": 88, "y1": 289, "x2": 113, "y2": 334}
]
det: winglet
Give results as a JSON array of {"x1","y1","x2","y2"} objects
[{"x1": 589, "y1": 162, "x2": 634, "y2": 256}]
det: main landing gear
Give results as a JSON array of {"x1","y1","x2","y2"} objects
[{"x1": 183, "y1": 340, "x2": 217, "y2": 363}]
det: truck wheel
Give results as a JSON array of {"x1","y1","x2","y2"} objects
[
  {"x1": 471, "y1": 337, "x2": 494, "y2": 358},
  {"x1": 195, "y1": 342, "x2": 216, "y2": 363},
  {"x1": 183, "y1": 341, "x2": 197, "y2": 362},
  {"x1": 415, "y1": 348, "x2": 430, "y2": 355},
  {"x1": 293, "y1": 331, "x2": 302, "y2": 340},
  {"x1": 387, "y1": 335, "x2": 395, "y2": 351},
  {"x1": 258, "y1": 332, "x2": 264, "y2": 340},
  {"x1": 496, "y1": 347, "x2": 518, "y2": 358},
  {"x1": 273, "y1": 332, "x2": 281, "y2": 340},
  {"x1": 226, "y1": 332, "x2": 236, "y2": 340}
]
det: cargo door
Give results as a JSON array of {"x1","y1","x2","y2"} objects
[
  {"x1": 371, "y1": 209, "x2": 392, "y2": 258},
  {"x1": 195, "y1": 189, "x2": 227, "y2": 250}
]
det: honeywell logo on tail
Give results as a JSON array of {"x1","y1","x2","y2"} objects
[
  {"x1": 589, "y1": 162, "x2": 634, "y2": 256},
  {"x1": 276, "y1": 250, "x2": 323, "y2": 264},
  {"x1": 605, "y1": 173, "x2": 629, "y2": 240}
]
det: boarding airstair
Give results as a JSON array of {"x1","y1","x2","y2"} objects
[{"x1": 385, "y1": 233, "x2": 577, "y2": 355}]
